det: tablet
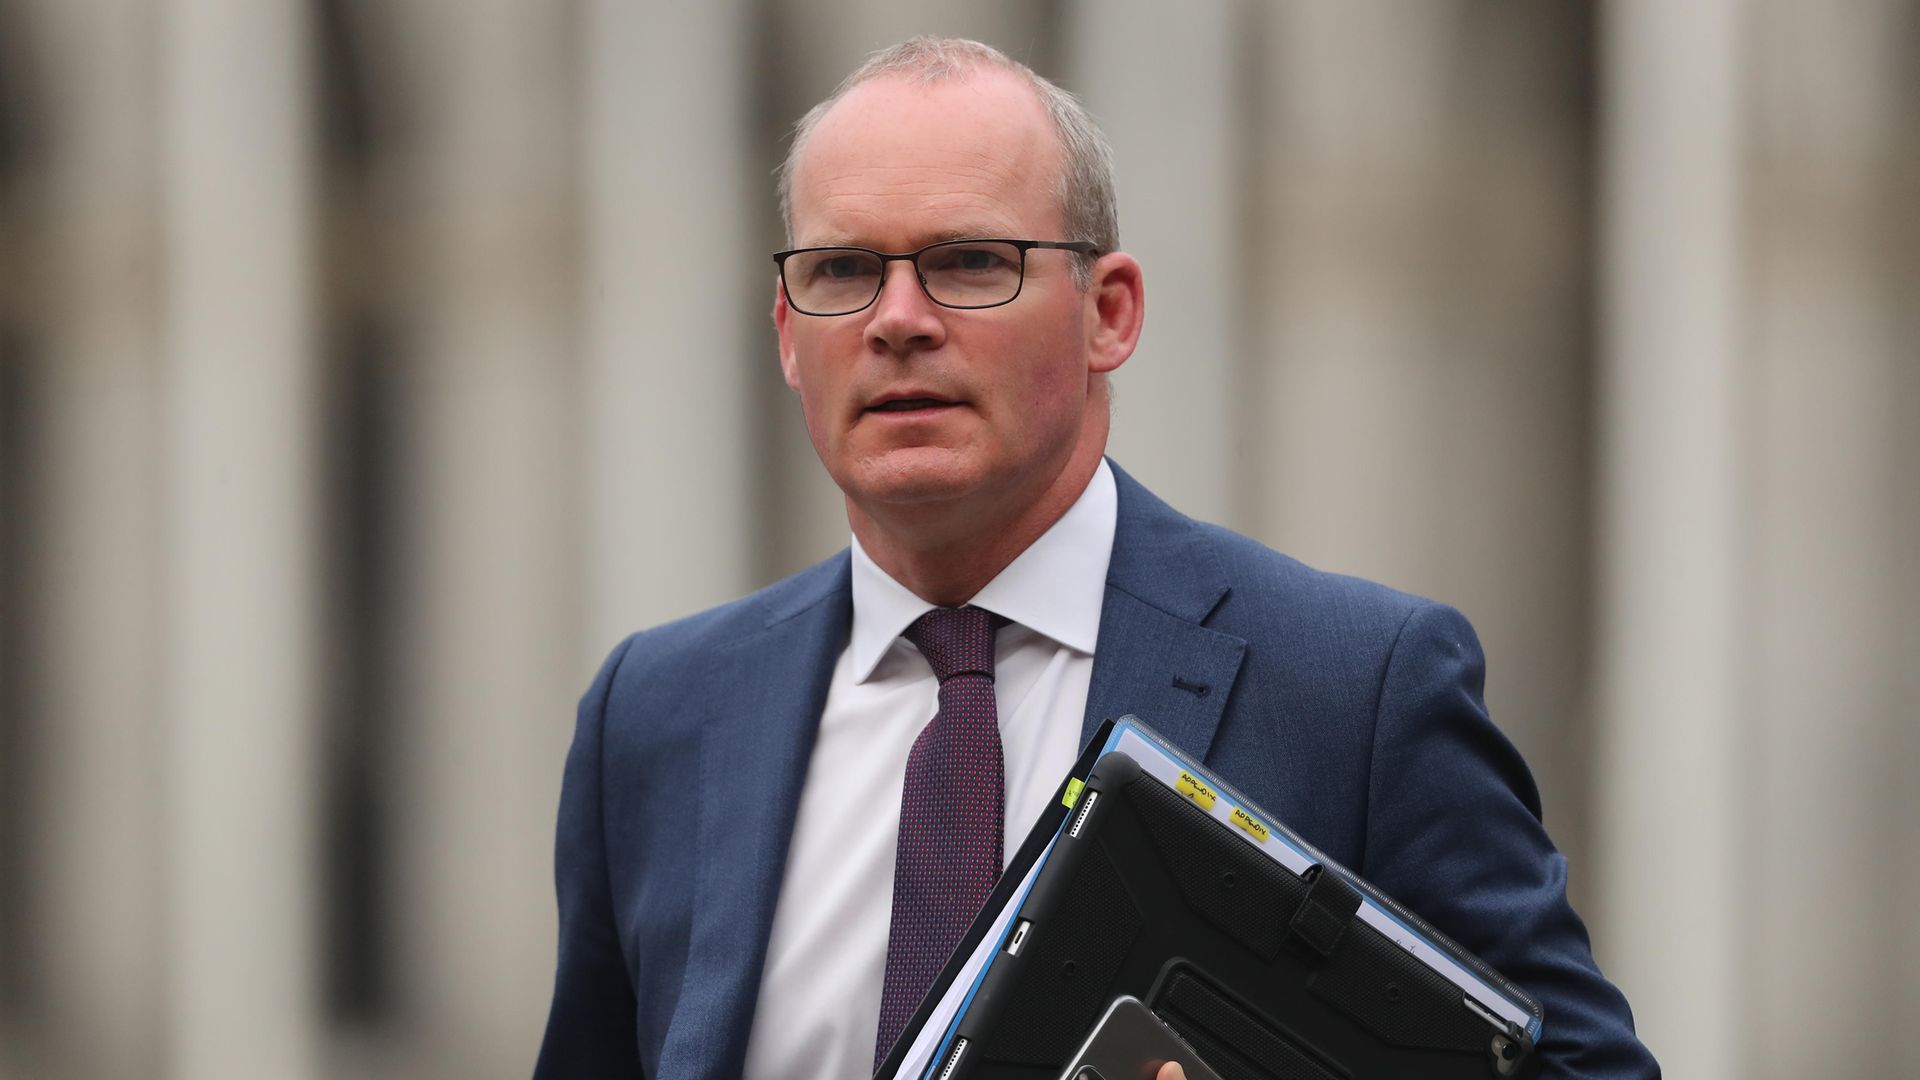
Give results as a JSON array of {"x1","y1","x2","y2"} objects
[{"x1": 940, "y1": 750, "x2": 1541, "y2": 1080}]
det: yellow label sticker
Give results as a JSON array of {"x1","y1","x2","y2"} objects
[
  {"x1": 1062, "y1": 777, "x2": 1086, "y2": 810},
  {"x1": 1175, "y1": 771, "x2": 1218, "y2": 811},
  {"x1": 1230, "y1": 806, "x2": 1270, "y2": 842}
]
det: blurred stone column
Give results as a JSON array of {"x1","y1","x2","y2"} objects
[
  {"x1": 381, "y1": 3, "x2": 580, "y2": 1075},
  {"x1": 1593, "y1": 0, "x2": 1745, "y2": 1075},
  {"x1": 1741, "y1": 2, "x2": 1920, "y2": 1074},
  {"x1": 21, "y1": 1, "x2": 166, "y2": 1077},
  {"x1": 156, "y1": 0, "x2": 322, "y2": 1077},
  {"x1": 1065, "y1": 0, "x2": 1245, "y2": 528},
  {"x1": 580, "y1": 0, "x2": 756, "y2": 651},
  {"x1": 1246, "y1": 3, "x2": 1599, "y2": 862}
]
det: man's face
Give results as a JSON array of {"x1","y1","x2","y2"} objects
[{"x1": 775, "y1": 71, "x2": 1101, "y2": 516}]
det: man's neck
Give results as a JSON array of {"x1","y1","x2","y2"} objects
[{"x1": 849, "y1": 450, "x2": 1104, "y2": 608}]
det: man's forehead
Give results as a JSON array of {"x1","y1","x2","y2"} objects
[
  {"x1": 789, "y1": 70, "x2": 1061, "y2": 243},
  {"x1": 825, "y1": 67, "x2": 1047, "y2": 134}
]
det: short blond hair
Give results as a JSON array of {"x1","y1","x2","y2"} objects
[{"x1": 776, "y1": 36, "x2": 1118, "y2": 288}]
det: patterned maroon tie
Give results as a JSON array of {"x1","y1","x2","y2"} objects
[{"x1": 873, "y1": 605, "x2": 1006, "y2": 1069}]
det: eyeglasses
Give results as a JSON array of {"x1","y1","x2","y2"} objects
[{"x1": 771, "y1": 238, "x2": 1100, "y2": 317}]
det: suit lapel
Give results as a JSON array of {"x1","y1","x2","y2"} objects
[
  {"x1": 656, "y1": 558, "x2": 851, "y2": 1080},
  {"x1": 1082, "y1": 463, "x2": 1247, "y2": 765}
]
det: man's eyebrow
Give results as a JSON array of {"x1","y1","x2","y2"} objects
[
  {"x1": 918, "y1": 225, "x2": 1016, "y2": 245},
  {"x1": 800, "y1": 225, "x2": 1018, "y2": 250}
]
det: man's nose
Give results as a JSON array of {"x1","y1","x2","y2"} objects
[{"x1": 864, "y1": 259, "x2": 946, "y2": 356}]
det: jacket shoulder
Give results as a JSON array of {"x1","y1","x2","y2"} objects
[
  {"x1": 1104, "y1": 459, "x2": 1441, "y2": 643},
  {"x1": 1192, "y1": 518, "x2": 1440, "y2": 644},
  {"x1": 585, "y1": 549, "x2": 851, "y2": 704}
]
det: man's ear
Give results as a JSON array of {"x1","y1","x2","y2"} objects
[
  {"x1": 773, "y1": 274, "x2": 802, "y2": 391},
  {"x1": 1084, "y1": 252, "x2": 1144, "y2": 376}
]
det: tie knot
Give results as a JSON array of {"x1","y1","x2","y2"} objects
[{"x1": 903, "y1": 605, "x2": 1002, "y2": 683}]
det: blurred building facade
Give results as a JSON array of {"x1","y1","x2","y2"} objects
[{"x1": 0, "y1": 1, "x2": 1914, "y2": 1078}]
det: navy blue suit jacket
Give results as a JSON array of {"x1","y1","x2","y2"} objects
[{"x1": 535, "y1": 462, "x2": 1658, "y2": 1078}]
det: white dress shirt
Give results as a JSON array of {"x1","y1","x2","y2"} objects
[{"x1": 740, "y1": 460, "x2": 1118, "y2": 1079}]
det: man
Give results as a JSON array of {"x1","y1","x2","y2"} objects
[{"x1": 535, "y1": 37, "x2": 1657, "y2": 1080}]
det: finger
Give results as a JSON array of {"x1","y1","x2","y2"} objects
[{"x1": 1157, "y1": 1064, "x2": 1187, "y2": 1080}]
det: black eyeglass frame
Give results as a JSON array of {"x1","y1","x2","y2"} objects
[{"x1": 771, "y1": 238, "x2": 1101, "y2": 316}]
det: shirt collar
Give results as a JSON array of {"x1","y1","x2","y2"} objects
[{"x1": 847, "y1": 458, "x2": 1118, "y2": 683}]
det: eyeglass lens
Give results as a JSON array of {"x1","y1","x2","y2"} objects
[{"x1": 783, "y1": 241, "x2": 1024, "y2": 315}]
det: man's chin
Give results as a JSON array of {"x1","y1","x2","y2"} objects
[{"x1": 841, "y1": 447, "x2": 987, "y2": 507}]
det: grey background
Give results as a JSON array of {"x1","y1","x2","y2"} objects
[{"x1": 0, "y1": 1, "x2": 1915, "y2": 1077}]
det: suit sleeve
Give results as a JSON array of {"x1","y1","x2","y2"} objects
[
  {"x1": 534, "y1": 636, "x2": 645, "y2": 1079},
  {"x1": 1361, "y1": 602, "x2": 1660, "y2": 1079}
]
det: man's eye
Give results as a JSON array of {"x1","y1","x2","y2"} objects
[
  {"x1": 820, "y1": 255, "x2": 870, "y2": 280},
  {"x1": 930, "y1": 246, "x2": 1010, "y2": 273}
]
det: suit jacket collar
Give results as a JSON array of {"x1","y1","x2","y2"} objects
[{"x1": 1083, "y1": 460, "x2": 1247, "y2": 764}]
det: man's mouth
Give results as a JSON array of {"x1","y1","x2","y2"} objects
[{"x1": 867, "y1": 397, "x2": 956, "y2": 413}]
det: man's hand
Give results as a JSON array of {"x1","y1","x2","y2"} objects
[{"x1": 1156, "y1": 1064, "x2": 1187, "y2": 1080}]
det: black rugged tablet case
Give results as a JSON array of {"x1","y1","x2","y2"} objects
[{"x1": 943, "y1": 751, "x2": 1542, "y2": 1080}]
